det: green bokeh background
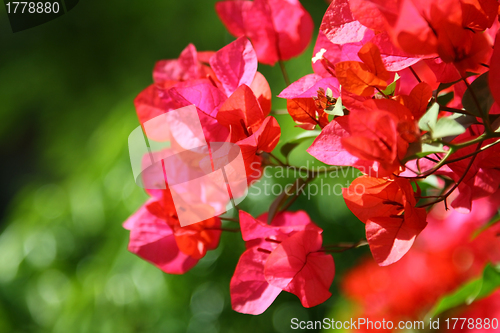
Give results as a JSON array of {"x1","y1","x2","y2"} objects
[{"x1": 0, "y1": 1, "x2": 369, "y2": 332}]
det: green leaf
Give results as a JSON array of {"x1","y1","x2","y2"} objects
[
  {"x1": 462, "y1": 72, "x2": 494, "y2": 117},
  {"x1": 477, "y1": 264, "x2": 500, "y2": 299},
  {"x1": 427, "y1": 264, "x2": 500, "y2": 319},
  {"x1": 419, "y1": 174, "x2": 441, "y2": 189},
  {"x1": 280, "y1": 130, "x2": 320, "y2": 158},
  {"x1": 382, "y1": 73, "x2": 400, "y2": 96},
  {"x1": 419, "y1": 103, "x2": 440, "y2": 132},
  {"x1": 418, "y1": 103, "x2": 466, "y2": 139},
  {"x1": 403, "y1": 141, "x2": 446, "y2": 162},
  {"x1": 452, "y1": 113, "x2": 477, "y2": 127},
  {"x1": 324, "y1": 97, "x2": 344, "y2": 116},
  {"x1": 492, "y1": 114, "x2": 500, "y2": 133},
  {"x1": 432, "y1": 117, "x2": 466, "y2": 139},
  {"x1": 415, "y1": 143, "x2": 446, "y2": 157},
  {"x1": 437, "y1": 91, "x2": 454, "y2": 106},
  {"x1": 437, "y1": 72, "x2": 476, "y2": 94},
  {"x1": 403, "y1": 141, "x2": 424, "y2": 162},
  {"x1": 437, "y1": 80, "x2": 462, "y2": 94}
]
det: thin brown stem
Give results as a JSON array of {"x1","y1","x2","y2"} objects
[
  {"x1": 398, "y1": 148, "x2": 455, "y2": 179},
  {"x1": 279, "y1": 60, "x2": 291, "y2": 86},
  {"x1": 439, "y1": 105, "x2": 475, "y2": 117},
  {"x1": 417, "y1": 143, "x2": 481, "y2": 209},
  {"x1": 423, "y1": 156, "x2": 440, "y2": 163},
  {"x1": 322, "y1": 240, "x2": 369, "y2": 253},
  {"x1": 268, "y1": 152, "x2": 288, "y2": 167},
  {"x1": 444, "y1": 139, "x2": 500, "y2": 165},
  {"x1": 280, "y1": 175, "x2": 315, "y2": 211},
  {"x1": 409, "y1": 66, "x2": 422, "y2": 83},
  {"x1": 375, "y1": 87, "x2": 390, "y2": 98}
]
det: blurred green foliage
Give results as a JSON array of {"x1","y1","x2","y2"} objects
[{"x1": 0, "y1": 1, "x2": 368, "y2": 332}]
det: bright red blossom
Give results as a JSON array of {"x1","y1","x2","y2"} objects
[
  {"x1": 134, "y1": 37, "x2": 272, "y2": 143},
  {"x1": 320, "y1": 0, "x2": 369, "y2": 45},
  {"x1": 230, "y1": 210, "x2": 334, "y2": 314},
  {"x1": 445, "y1": 135, "x2": 500, "y2": 213},
  {"x1": 339, "y1": 99, "x2": 420, "y2": 176},
  {"x1": 342, "y1": 194, "x2": 500, "y2": 328},
  {"x1": 489, "y1": 31, "x2": 500, "y2": 107},
  {"x1": 343, "y1": 176, "x2": 427, "y2": 266},
  {"x1": 123, "y1": 0, "x2": 500, "y2": 318},
  {"x1": 123, "y1": 194, "x2": 221, "y2": 274},
  {"x1": 286, "y1": 97, "x2": 330, "y2": 130},
  {"x1": 264, "y1": 230, "x2": 335, "y2": 308},
  {"x1": 216, "y1": 0, "x2": 314, "y2": 65},
  {"x1": 307, "y1": 115, "x2": 376, "y2": 171},
  {"x1": 153, "y1": 44, "x2": 215, "y2": 83},
  {"x1": 217, "y1": 84, "x2": 281, "y2": 178},
  {"x1": 146, "y1": 190, "x2": 221, "y2": 259},
  {"x1": 335, "y1": 42, "x2": 391, "y2": 96}
]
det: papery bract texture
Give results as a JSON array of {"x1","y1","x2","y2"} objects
[
  {"x1": 216, "y1": 0, "x2": 314, "y2": 65},
  {"x1": 230, "y1": 211, "x2": 333, "y2": 314},
  {"x1": 264, "y1": 230, "x2": 335, "y2": 307},
  {"x1": 124, "y1": 200, "x2": 199, "y2": 274},
  {"x1": 343, "y1": 177, "x2": 427, "y2": 266}
]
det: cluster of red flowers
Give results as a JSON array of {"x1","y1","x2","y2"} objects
[
  {"x1": 343, "y1": 193, "x2": 500, "y2": 332},
  {"x1": 124, "y1": 0, "x2": 500, "y2": 318}
]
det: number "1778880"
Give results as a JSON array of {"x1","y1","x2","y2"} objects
[{"x1": 6, "y1": 2, "x2": 60, "y2": 14}]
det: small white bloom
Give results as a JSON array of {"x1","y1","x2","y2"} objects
[{"x1": 312, "y1": 48, "x2": 327, "y2": 64}]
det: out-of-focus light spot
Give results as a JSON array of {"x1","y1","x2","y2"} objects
[
  {"x1": 24, "y1": 230, "x2": 57, "y2": 268},
  {"x1": 453, "y1": 247, "x2": 474, "y2": 272},
  {"x1": 0, "y1": 224, "x2": 24, "y2": 283},
  {"x1": 157, "y1": 318, "x2": 186, "y2": 333},
  {"x1": 187, "y1": 314, "x2": 219, "y2": 333},
  {"x1": 121, "y1": 179, "x2": 136, "y2": 201},
  {"x1": 26, "y1": 280, "x2": 56, "y2": 327},
  {"x1": 69, "y1": 179, "x2": 104, "y2": 235},
  {"x1": 37, "y1": 269, "x2": 70, "y2": 305},
  {"x1": 34, "y1": 184, "x2": 66, "y2": 219},
  {"x1": 105, "y1": 273, "x2": 136, "y2": 305},
  {"x1": 103, "y1": 163, "x2": 131, "y2": 202},
  {"x1": 131, "y1": 260, "x2": 166, "y2": 301},
  {"x1": 191, "y1": 246, "x2": 223, "y2": 277},
  {"x1": 190, "y1": 283, "x2": 224, "y2": 318},
  {"x1": 273, "y1": 302, "x2": 309, "y2": 333},
  {"x1": 53, "y1": 226, "x2": 75, "y2": 258}
]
